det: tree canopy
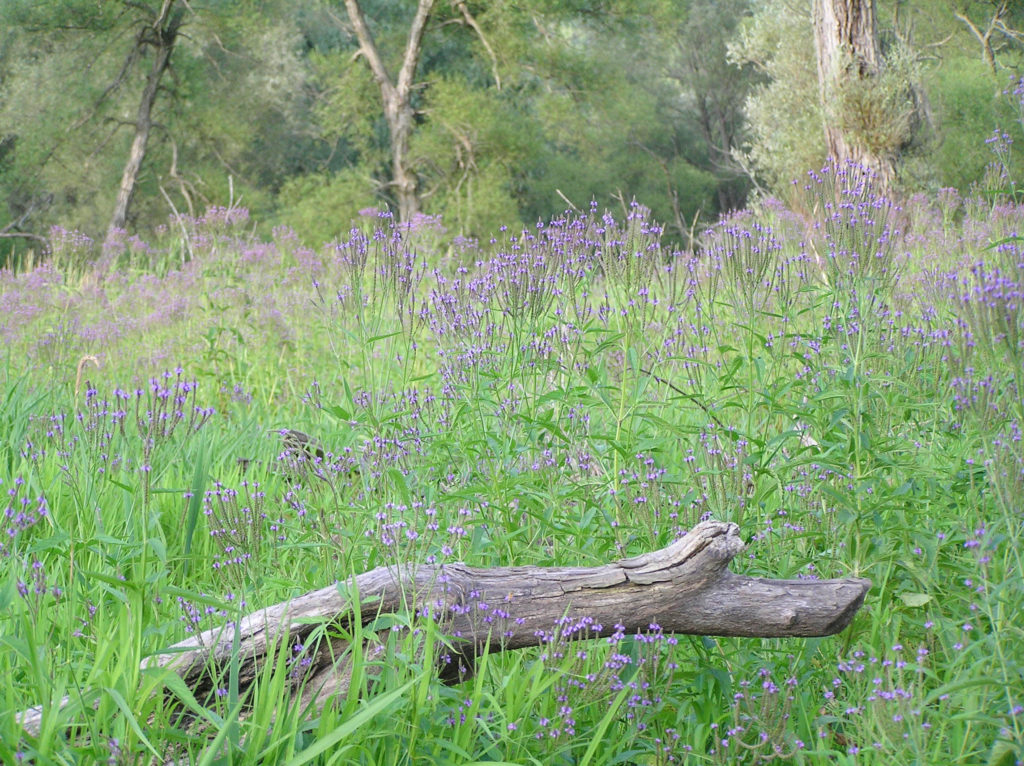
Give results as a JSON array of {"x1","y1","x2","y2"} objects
[{"x1": 0, "y1": 0, "x2": 1021, "y2": 257}]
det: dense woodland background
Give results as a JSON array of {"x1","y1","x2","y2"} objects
[{"x1": 1, "y1": 0, "x2": 1023, "y2": 258}]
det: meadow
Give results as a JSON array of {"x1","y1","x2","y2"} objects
[{"x1": 0, "y1": 162, "x2": 1021, "y2": 764}]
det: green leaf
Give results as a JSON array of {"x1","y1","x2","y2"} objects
[
  {"x1": 196, "y1": 698, "x2": 247, "y2": 766},
  {"x1": 147, "y1": 536, "x2": 167, "y2": 562},
  {"x1": 898, "y1": 592, "x2": 931, "y2": 608},
  {"x1": 579, "y1": 684, "x2": 633, "y2": 766},
  {"x1": 987, "y1": 739, "x2": 1020, "y2": 766},
  {"x1": 284, "y1": 680, "x2": 414, "y2": 766},
  {"x1": 323, "y1": 403, "x2": 352, "y2": 422},
  {"x1": 182, "y1": 440, "x2": 209, "y2": 570},
  {"x1": 366, "y1": 330, "x2": 402, "y2": 344},
  {"x1": 102, "y1": 686, "x2": 162, "y2": 760}
]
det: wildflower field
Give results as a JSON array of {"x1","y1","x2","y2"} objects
[{"x1": 1, "y1": 164, "x2": 1022, "y2": 764}]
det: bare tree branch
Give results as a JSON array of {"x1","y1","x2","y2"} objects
[
  {"x1": 951, "y1": 0, "x2": 1024, "y2": 74},
  {"x1": 0, "y1": 231, "x2": 50, "y2": 247},
  {"x1": 453, "y1": 1, "x2": 501, "y2": 90},
  {"x1": 342, "y1": 0, "x2": 397, "y2": 101},
  {"x1": 396, "y1": 1, "x2": 434, "y2": 98}
]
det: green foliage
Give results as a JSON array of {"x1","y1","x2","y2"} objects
[
  {"x1": 508, "y1": 12, "x2": 724, "y2": 233},
  {"x1": 276, "y1": 170, "x2": 379, "y2": 244},
  {"x1": 2, "y1": 0, "x2": 1024, "y2": 262},
  {"x1": 0, "y1": 14, "x2": 131, "y2": 230},
  {"x1": 2, "y1": 175, "x2": 1024, "y2": 761},
  {"x1": 309, "y1": 46, "x2": 385, "y2": 167},
  {"x1": 730, "y1": 0, "x2": 1024, "y2": 199},
  {"x1": 728, "y1": 0, "x2": 826, "y2": 192},
  {"x1": 925, "y1": 56, "x2": 1024, "y2": 191},
  {"x1": 4, "y1": 1, "x2": 1024, "y2": 760},
  {"x1": 0, "y1": 0, "x2": 332, "y2": 248},
  {"x1": 827, "y1": 41, "x2": 919, "y2": 160},
  {"x1": 0, "y1": 0, "x2": 757, "y2": 254},
  {"x1": 412, "y1": 76, "x2": 536, "y2": 238}
]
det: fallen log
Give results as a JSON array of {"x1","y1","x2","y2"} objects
[{"x1": 17, "y1": 520, "x2": 870, "y2": 736}]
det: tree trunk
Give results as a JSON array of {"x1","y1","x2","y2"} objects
[
  {"x1": 389, "y1": 90, "x2": 421, "y2": 224},
  {"x1": 16, "y1": 520, "x2": 870, "y2": 739},
  {"x1": 345, "y1": 0, "x2": 434, "y2": 224},
  {"x1": 107, "y1": 2, "x2": 183, "y2": 240},
  {"x1": 811, "y1": 0, "x2": 895, "y2": 190}
]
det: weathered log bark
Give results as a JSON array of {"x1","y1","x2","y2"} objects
[
  {"x1": 16, "y1": 520, "x2": 869, "y2": 737},
  {"x1": 345, "y1": 0, "x2": 434, "y2": 224},
  {"x1": 107, "y1": 1, "x2": 183, "y2": 240}
]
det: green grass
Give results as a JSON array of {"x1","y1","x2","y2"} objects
[{"x1": 0, "y1": 178, "x2": 1022, "y2": 764}]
